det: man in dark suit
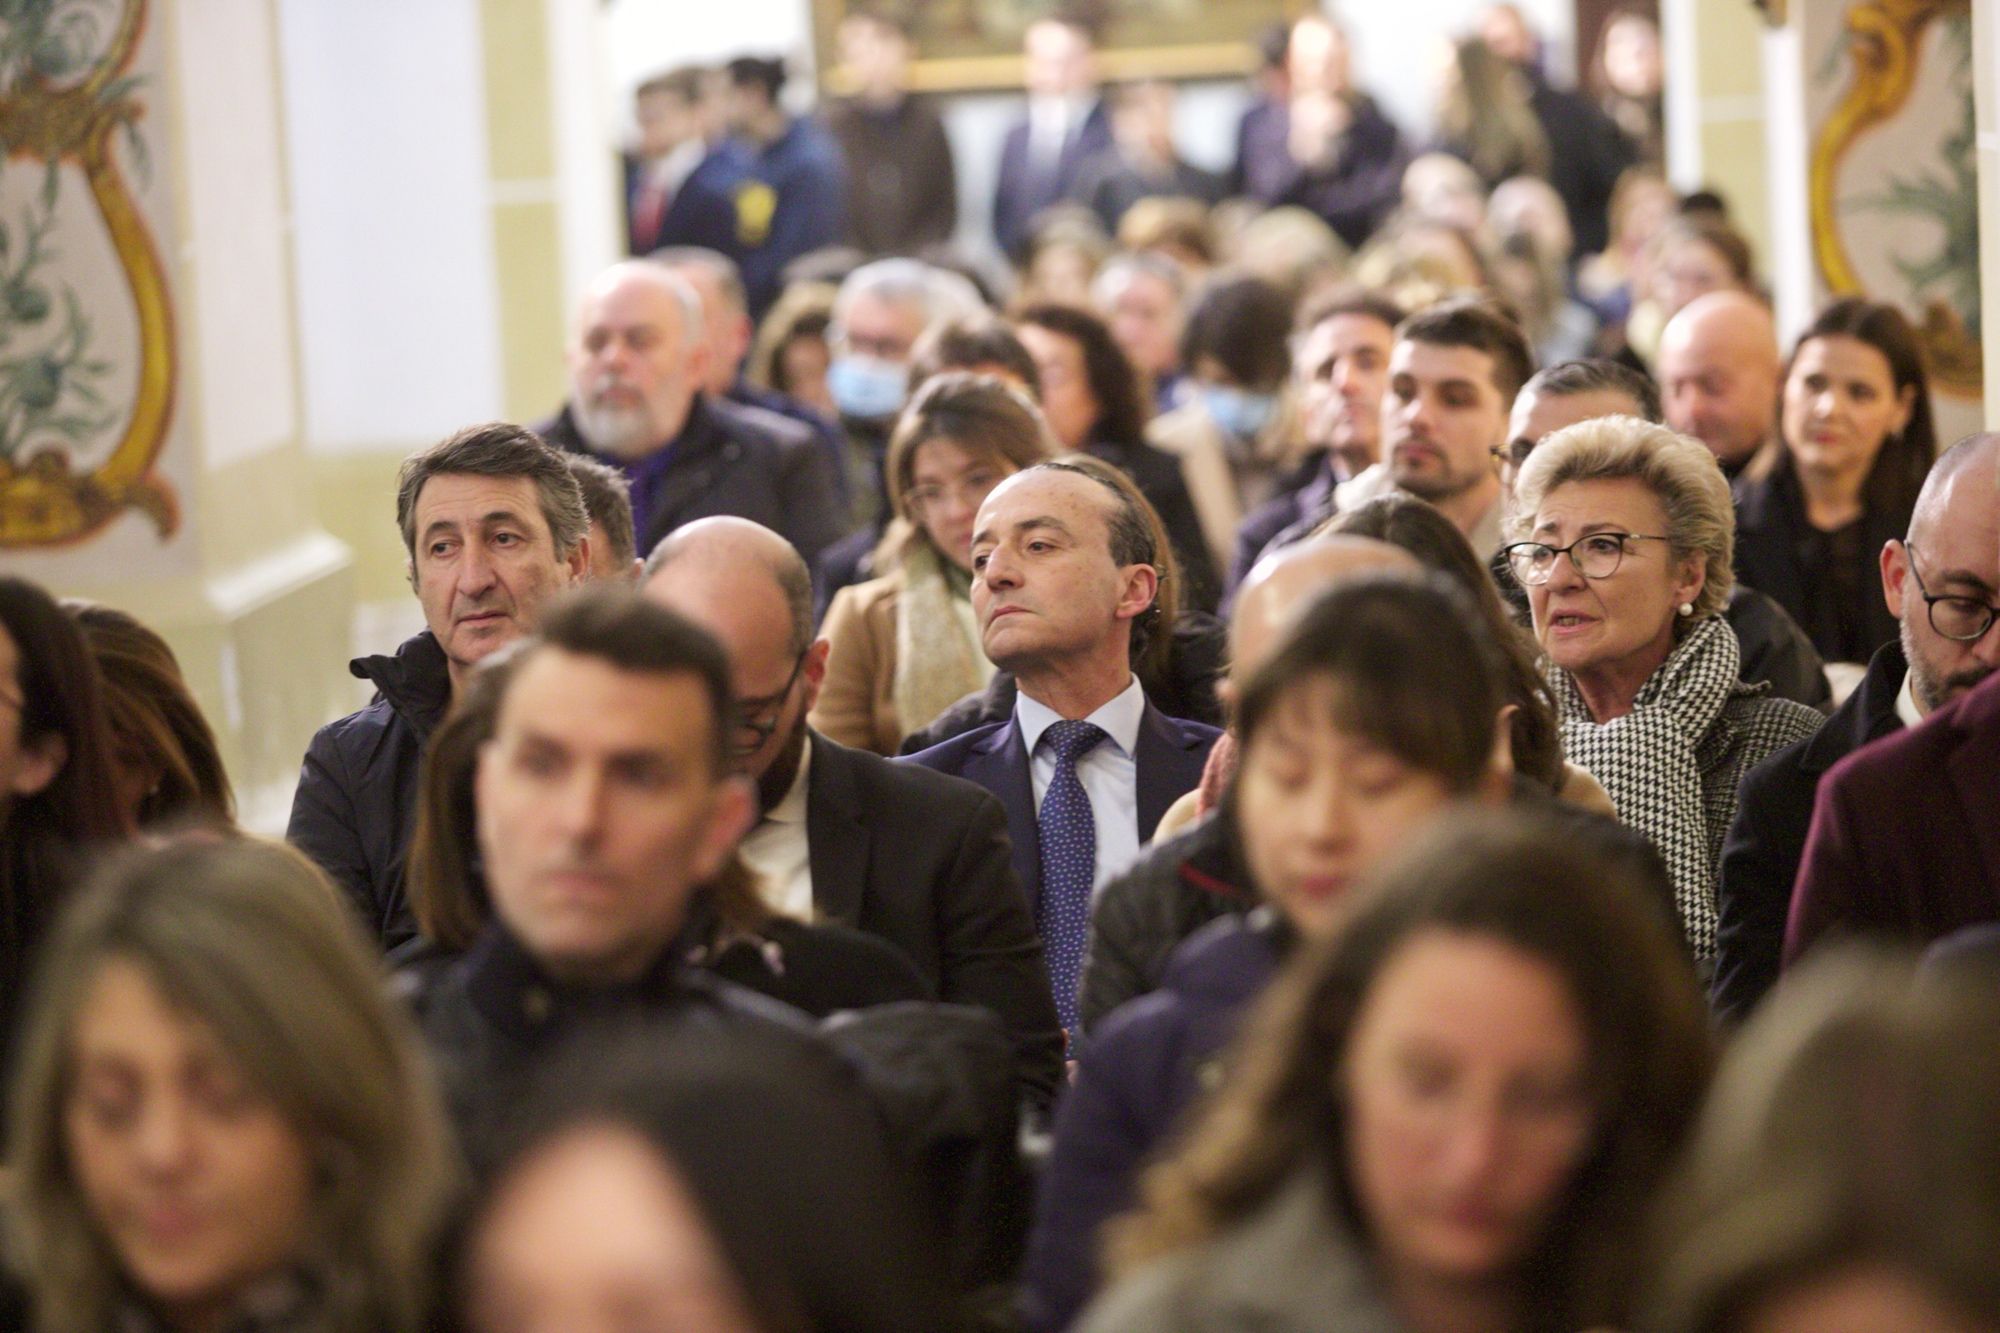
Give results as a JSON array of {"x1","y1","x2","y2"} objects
[
  {"x1": 537, "y1": 260, "x2": 844, "y2": 566},
  {"x1": 640, "y1": 516, "x2": 1065, "y2": 1102},
  {"x1": 1779, "y1": 437, "x2": 2000, "y2": 972},
  {"x1": 1717, "y1": 434, "x2": 2000, "y2": 1017},
  {"x1": 992, "y1": 12, "x2": 1113, "y2": 261},
  {"x1": 905, "y1": 461, "x2": 1222, "y2": 1034}
]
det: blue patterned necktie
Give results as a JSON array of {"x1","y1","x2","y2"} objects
[{"x1": 1038, "y1": 719, "x2": 1107, "y2": 1035}]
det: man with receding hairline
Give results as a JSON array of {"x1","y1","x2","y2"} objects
[{"x1": 1658, "y1": 291, "x2": 1782, "y2": 479}]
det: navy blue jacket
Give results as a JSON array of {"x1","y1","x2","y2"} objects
[
  {"x1": 288, "y1": 631, "x2": 450, "y2": 951},
  {"x1": 1023, "y1": 911, "x2": 1287, "y2": 1331},
  {"x1": 733, "y1": 117, "x2": 848, "y2": 318},
  {"x1": 901, "y1": 699, "x2": 1219, "y2": 914},
  {"x1": 993, "y1": 98, "x2": 1114, "y2": 260}
]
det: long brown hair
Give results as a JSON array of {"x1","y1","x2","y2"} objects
[
  {"x1": 1109, "y1": 810, "x2": 1712, "y2": 1333},
  {"x1": 1782, "y1": 296, "x2": 1936, "y2": 522},
  {"x1": 8, "y1": 837, "x2": 458, "y2": 1332},
  {"x1": 63, "y1": 601, "x2": 234, "y2": 828}
]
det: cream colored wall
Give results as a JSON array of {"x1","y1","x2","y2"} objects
[
  {"x1": 1977, "y1": 0, "x2": 2000, "y2": 429},
  {"x1": 1662, "y1": 0, "x2": 1772, "y2": 268}
]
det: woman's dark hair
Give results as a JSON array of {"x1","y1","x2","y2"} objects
[
  {"x1": 0, "y1": 577, "x2": 128, "y2": 1012},
  {"x1": 1437, "y1": 36, "x2": 1552, "y2": 184},
  {"x1": 1233, "y1": 573, "x2": 1502, "y2": 795},
  {"x1": 1111, "y1": 809, "x2": 1713, "y2": 1333},
  {"x1": 410, "y1": 639, "x2": 771, "y2": 953},
  {"x1": 1784, "y1": 296, "x2": 1936, "y2": 521},
  {"x1": 1180, "y1": 274, "x2": 1293, "y2": 389},
  {"x1": 461, "y1": 1024, "x2": 952, "y2": 1332},
  {"x1": 1324, "y1": 495, "x2": 1565, "y2": 789},
  {"x1": 1014, "y1": 301, "x2": 1154, "y2": 446},
  {"x1": 63, "y1": 601, "x2": 234, "y2": 828},
  {"x1": 747, "y1": 282, "x2": 836, "y2": 396}
]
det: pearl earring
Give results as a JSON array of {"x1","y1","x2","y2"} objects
[{"x1": 1678, "y1": 602, "x2": 1694, "y2": 617}]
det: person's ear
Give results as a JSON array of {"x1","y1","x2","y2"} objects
[
  {"x1": 799, "y1": 637, "x2": 831, "y2": 713},
  {"x1": 1880, "y1": 538, "x2": 1909, "y2": 620},
  {"x1": 565, "y1": 532, "x2": 591, "y2": 583},
  {"x1": 1673, "y1": 552, "x2": 1706, "y2": 618},
  {"x1": 1114, "y1": 563, "x2": 1160, "y2": 623},
  {"x1": 10, "y1": 730, "x2": 67, "y2": 800},
  {"x1": 1488, "y1": 703, "x2": 1518, "y2": 784}
]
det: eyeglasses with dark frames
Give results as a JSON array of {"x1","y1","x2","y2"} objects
[
  {"x1": 1903, "y1": 544, "x2": 2000, "y2": 642},
  {"x1": 1503, "y1": 532, "x2": 1673, "y2": 586},
  {"x1": 733, "y1": 650, "x2": 808, "y2": 753}
]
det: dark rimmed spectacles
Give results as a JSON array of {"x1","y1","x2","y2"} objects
[
  {"x1": 1904, "y1": 544, "x2": 2000, "y2": 642},
  {"x1": 733, "y1": 650, "x2": 808, "y2": 753},
  {"x1": 1503, "y1": 533, "x2": 1672, "y2": 586}
]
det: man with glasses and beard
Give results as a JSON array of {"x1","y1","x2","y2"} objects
[
  {"x1": 641, "y1": 517, "x2": 1064, "y2": 1104},
  {"x1": 1718, "y1": 434, "x2": 2000, "y2": 1013}
]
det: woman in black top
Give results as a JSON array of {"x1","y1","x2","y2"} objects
[{"x1": 1735, "y1": 297, "x2": 1935, "y2": 666}]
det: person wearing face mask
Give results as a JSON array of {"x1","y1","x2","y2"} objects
[
  {"x1": 1148, "y1": 274, "x2": 1301, "y2": 581},
  {"x1": 1225, "y1": 288, "x2": 1402, "y2": 595},
  {"x1": 812, "y1": 259, "x2": 990, "y2": 609},
  {"x1": 1074, "y1": 810, "x2": 1711, "y2": 1333}
]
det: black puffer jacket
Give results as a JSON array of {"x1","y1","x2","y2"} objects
[{"x1": 287, "y1": 631, "x2": 450, "y2": 951}]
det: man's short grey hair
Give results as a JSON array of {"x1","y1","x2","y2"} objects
[
  {"x1": 831, "y1": 258, "x2": 986, "y2": 339},
  {"x1": 1090, "y1": 251, "x2": 1186, "y2": 308},
  {"x1": 651, "y1": 246, "x2": 747, "y2": 318},
  {"x1": 1508, "y1": 415, "x2": 1735, "y2": 623}
]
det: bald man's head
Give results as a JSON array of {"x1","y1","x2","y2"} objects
[
  {"x1": 1658, "y1": 291, "x2": 1780, "y2": 472},
  {"x1": 641, "y1": 518, "x2": 823, "y2": 801},
  {"x1": 1893, "y1": 434, "x2": 2000, "y2": 714},
  {"x1": 1230, "y1": 536, "x2": 1422, "y2": 687}
]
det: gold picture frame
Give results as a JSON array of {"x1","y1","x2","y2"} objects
[{"x1": 811, "y1": 0, "x2": 1315, "y2": 94}]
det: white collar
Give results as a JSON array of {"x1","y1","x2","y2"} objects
[
  {"x1": 1894, "y1": 667, "x2": 1925, "y2": 730},
  {"x1": 759, "y1": 735, "x2": 813, "y2": 826},
  {"x1": 1016, "y1": 674, "x2": 1145, "y2": 759}
]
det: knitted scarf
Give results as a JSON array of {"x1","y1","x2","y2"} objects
[
  {"x1": 1553, "y1": 615, "x2": 1738, "y2": 960},
  {"x1": 893, "y1": 541, "x2": 989, "y2": 741}
]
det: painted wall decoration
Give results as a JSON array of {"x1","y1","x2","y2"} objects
[
  {"x1": 0, "y1": 0, "x2": 177, "y2": 551},
  {"x1": 813, "y1": 0, "x2": 1316, "y2": 93},
  {"x1": 1809, "y1": 0, "x2": 1979, "y2": 397}
]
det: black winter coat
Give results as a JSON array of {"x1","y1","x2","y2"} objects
[{"x1": 287, "y1": 631, "x2": 449, "y2": 951}]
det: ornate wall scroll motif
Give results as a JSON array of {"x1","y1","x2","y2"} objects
[
  {"x1": 1809, "y1": 0, "x2": 1979, "y2": 396},
  {"x1": 0, "y1": 0, "x2": 176, "y2": 549}
]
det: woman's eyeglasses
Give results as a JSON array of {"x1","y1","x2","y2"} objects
[{"x1": 1502, "y1": 532, "x2": 1672, "y2": 586}]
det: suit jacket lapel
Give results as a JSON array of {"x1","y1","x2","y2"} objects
[
  {"x1": 964, "y1": 719, "x2": 1040, "y2": 913},
  {"x1": 1134, "y1": 703, "x2": 1209, "y2": 843},
  {"x1": 803, "y1": 731, "x2": 868, "y2": 926}
]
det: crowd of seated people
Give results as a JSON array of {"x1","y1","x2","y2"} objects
[{"x1": 3, "y1": 2, "x2": 2000, "y2": 1328}]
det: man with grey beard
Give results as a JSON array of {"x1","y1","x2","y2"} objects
[
  {"x1": 1716, "y1": 434, "x2": 2000, "y2": 1017},
  {"x1": 536, "y1": 259, "x2": 844, "y2": 562}
]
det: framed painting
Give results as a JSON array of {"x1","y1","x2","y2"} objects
[{"x1": 812, "y1": 0, "x2": 1316, "y2": 94}]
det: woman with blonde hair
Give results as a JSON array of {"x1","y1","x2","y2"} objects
[
  {"x1": 1504, "y1": 416, "x2": 1822, "y2": 966},
  {"x1": 5, "y1": 836, "x2": 458, "y2": 1331},
  {"x1": 813, "y1": 372, "x2": 1058, "y2": 753}
]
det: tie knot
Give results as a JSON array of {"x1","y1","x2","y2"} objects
[{"x1": 1044, "y1": 719, "x2": 1108, "y2": 764}]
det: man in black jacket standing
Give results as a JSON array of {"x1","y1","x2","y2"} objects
[
  {"x1": 537, "y1": 260, "x2": 844, "y2": 565},
  {"x1": 1715, "y1": 433, "x2": 2000, "y2": 1018},
  {"x1": 288, "y1": 424, "x2": 590, "y2": 950}
]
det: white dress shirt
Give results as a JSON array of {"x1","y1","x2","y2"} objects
[
  {"x1": 739, "y1": 740, "x2": 814, "y2": 921},
  {"x1": 1894, "y1": 667, "x2": 1924, "y2": 731},
  {"x1": 1017, "y1": 675, "x2": 1146, "y2": 896}
]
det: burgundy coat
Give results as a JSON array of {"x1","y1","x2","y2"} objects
[{"x1": 1785, "y1": 669, "x2": 2000, "y2": 965}]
